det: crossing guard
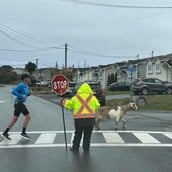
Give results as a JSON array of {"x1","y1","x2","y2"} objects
[{"x1": 61, "y1": 83, "x2": 100, "y2": 153}]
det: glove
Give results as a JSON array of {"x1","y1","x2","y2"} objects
[{"x1": 60, "y1": 98, "x2": 64, "y2": 105}]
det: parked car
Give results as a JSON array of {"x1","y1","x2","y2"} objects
[
  {"x1": 131, "y1": 77, "x2": 172, "y2": 95},
  {"x1": 36, "y1": 81, "x2": 51, "y2": 87},
  {"x1": 108, "y1": 82, "x2": 131, "y2": 91},
  {"x1": 74, "y1": 81, "x2": 106, "y2": 106}
]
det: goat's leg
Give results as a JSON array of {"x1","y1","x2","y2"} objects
[
  {"x1": 122, "y1": 118, "x2": 126, "y2": 129},
  {"x1": 95, "y1": 118, "x2": 100, "y2": 130},
  {"x1": 95, "y1": 116, "x2": 103, "y2": 130},
  {"x1": 115, "y1": 116, "x2": 120, "y2": 130}
]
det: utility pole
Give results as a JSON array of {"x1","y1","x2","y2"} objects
[
  {"x1": 151, "y1": 50, "x2": 154, "y2": 57},
  {"x1": 36, "y1": 58, "x2": 38, "y2": 69},
  {"x1": 35, "y1": 58, "x2": 38, "y2": 81},
  {"x1": 136, "y1": 54, "x2": 139, "y2": 78},
  {"x1": 65, "y1": 43, "x2": 67, "y2": 69},
  {"x1": 84, "y1": 59, "x2": 86, "y2": 68}
]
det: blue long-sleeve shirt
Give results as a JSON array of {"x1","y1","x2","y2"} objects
[{"x1": 11, "y1": 82, "x2": 30, "y2": 103}]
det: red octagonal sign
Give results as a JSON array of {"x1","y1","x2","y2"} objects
[{"x1": 51, "y1": 74, "x2": 69, "y2": 95}]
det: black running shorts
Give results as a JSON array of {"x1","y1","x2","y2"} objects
[{"x1": 14, "y1": 102, "x2": 29, "y2": 117}]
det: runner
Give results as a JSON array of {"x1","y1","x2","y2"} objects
[{"x1": 1, "y1": 74, "x2": 32, "y2": 140}]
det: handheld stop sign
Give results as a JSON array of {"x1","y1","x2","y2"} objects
[
  {"x1": 51, "y1": 74, "x2": 68, "y2": 150},
  {"x1": 51, "y1": 74, "x2": 69, "y2": 95}
]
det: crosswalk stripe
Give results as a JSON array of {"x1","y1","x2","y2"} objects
[
  {"x1": 0, "y1": 100, "x2": 6, "y2": 103},
  {"x1": 1, "y1": 131, "x2": 172, "y2": 149},
  {"x1": 71, "y1": 133, "x2": 74, "y2": 144},
  {"x1": 103, "y1": 133, "x2": 125, "y2": 143},
  {"x1": 163, "y1": 133, "x2": 172, "y2": 140},
  {"x1": 0, "y1": 134, "x2": 21, "y2": 145},
  {"x1": 70, "y1": 132, "x2": 84, "y2": 144},
  {"x1": 0, "y1": 130, "x2": 171, "y2": 134},
  {"x1": 1, "y1": 143, "x2": 172, "y2": 149},
  {"x1": 133, "y1": 133, "x2": 161, "y2": 144},
  {"x1": 35, "y1": 134, "x2": 56, "y2": 144}
]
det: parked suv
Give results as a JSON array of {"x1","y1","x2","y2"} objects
[
  {"x1": 74, "y1": 81, "x2": 106, "y2": 106},
  {"x1": 131, "y1": 77, "x2": 172, "y2": 95}
]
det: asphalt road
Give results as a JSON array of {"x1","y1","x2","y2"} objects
[{"x1": 0, "y1": 85, "x2": 172, "y2": 172}]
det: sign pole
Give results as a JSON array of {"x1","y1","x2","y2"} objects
[
  {"x1": 61, "y1": 92, "x2": 68, "y2": 150},
  {"x1": 51, "y1": 74, "x2": 69, "y2": 151}
]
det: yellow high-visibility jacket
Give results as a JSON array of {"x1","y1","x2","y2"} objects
[{"x1": 62, "y1": 83, "x2": 100, "y2": 119}]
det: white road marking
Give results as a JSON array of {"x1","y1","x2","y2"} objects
[
  {"x1": 0, "y1": 130, "x2": 172, "y2": 149},
  {"x1": 0, "y1": 143, "x2": 172, "y2": 149},
  {"x1": 0, "y1": 100, "x2": 6, "y2": 103},
  {"x1": 35, "y1": 133, "x2": 56, "y2": 144},
  {"x1": 103, "y1": 133, "x2": 125, "y2": 143},
  {"x1": 133, "y1": 133, "x2": 160, "y2": 144},
  {"x1": 70, "y1": 132, "x2": 83, "y2": 144},
  {"x1": 70, "y1": 132, "x2": 74, "y2": 144},
  {"x1": 0, "y1": 134, "x2": 21, "y2": 145},
  {"x1": 164, "y1": 133, "x2": 172, "y2": 140},
  {"x1": 1, "y1": 130, "x2": 171, "y2": 135}
]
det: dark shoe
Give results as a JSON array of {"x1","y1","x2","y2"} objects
[
  {"x1": 70, "y1": 147, "x2": 79, "y2": 153},
  {"x1": 21, "y1": 133, "x2": 30, "y2": 140},
  {"x1": 1, "y1": 133, "x2": 11, "y2": 140},
  {"x1": 83, "y1": 149, "x2": 90, "y2": 154}
]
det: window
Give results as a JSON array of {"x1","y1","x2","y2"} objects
[
  {"x1": 147, "y1": 64, "x2": 153, "y2": 73},
  {"x1": 155, "y1": 63, "x2": 161, "y2": 73},
  {"x1": 154, "y1": 79, "x2": 162, "y2": 84}
]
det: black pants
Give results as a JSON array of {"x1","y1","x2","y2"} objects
[{"x1": 72, "y1": 118, "x2": 95, "y2": 151}]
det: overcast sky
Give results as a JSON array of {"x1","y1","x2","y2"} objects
[{"x1": 0, "y1": 0, "x2": 172, "y2": 69}]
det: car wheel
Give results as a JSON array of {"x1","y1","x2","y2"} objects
[
  {"x1": 166, "y1": 87, "x2": 172, "y2": 94},
  {"x1": 142, "y1": 88, "x2": 148, "y2": 95}
]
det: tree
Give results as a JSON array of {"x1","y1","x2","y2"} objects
[
  {"x1": 25, "y1": 62, "x2": 37, "y2": 74},
  {"x1": 0, "y1": 65, "x2": 17, "y2": 84}
]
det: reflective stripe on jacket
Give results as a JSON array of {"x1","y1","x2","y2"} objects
[
  {"x1": 74, "y1": 94, "x2": 94, "y2": 119},
  {"x1": 62, "y1": 83, "x2": 100, "y2": 119}
]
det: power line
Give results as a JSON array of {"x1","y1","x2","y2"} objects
[
  {"x1": 0, "y1": 28, "x2": 36, "y2": 49},
  {"x1": 0, "y1": 47, "x2": 63, "y2": 53},
  {"x1": 68, "y1": 45, "x2": 134, "y2": 58},
  {"x1": 0, "y1": 24, "x2": 65, "y2": 52},
  {"x1": 0, "y1": 58, "x2": 35, "y2": 62},
  {"x1": 58, "y1": 0, "x2": 172, "y2": 9},
  {"x1": 0, "y1": 24, "x2": 49, "y2": 47}
]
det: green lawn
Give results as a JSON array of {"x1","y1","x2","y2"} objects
[
  {"x1": 106, "y1": 94, "x2": 172, "y2": 111},
  {"x1": 31, "y1": 88, "x2": 172, "y2": 111},
  {"x1": 106, "y1": 91, "x2": 130, "y2": 95}
]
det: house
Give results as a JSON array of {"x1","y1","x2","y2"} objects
[
  {"x1": 146, "y1": 54, "x2": 172, "y2": 82},
  {"x1": 113, "y1": 54, "x2": 172, "y2": 85},
  {"x1": 73, "y1": 64, "x2": 115, "y2": 89},
  {"x1": 33, "y1": 68, "x2": 54, "y2": 82},
  {"x1": 13, "y1": 68, "x2": 27, "y2": 75},
  {"x1": 31, "y1": 53, "x2": 172, "y2": 89}
]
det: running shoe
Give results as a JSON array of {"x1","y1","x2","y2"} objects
[
  {"x1": 1, "y1": 133, "x2": 11, "y2": 140},
  {"x1": 21, "y1": 133, "x2": 30, "y2": 140}
]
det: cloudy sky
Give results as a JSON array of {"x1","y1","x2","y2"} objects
[{"x1": 0, "y1": 0, "x2": 172, "y2": 69}]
